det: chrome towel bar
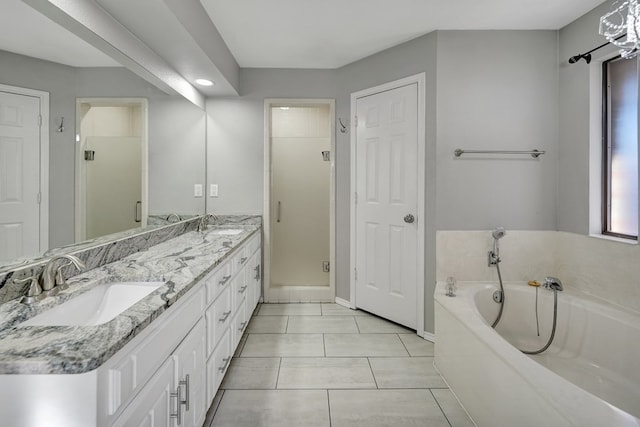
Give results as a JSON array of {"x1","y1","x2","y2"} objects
[{"x1": 454, "y1": 149, "x2": 545, "y2": 158}]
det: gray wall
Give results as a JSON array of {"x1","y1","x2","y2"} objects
[
  {"x1": 1, "y1": 51, "x2": 206, "y2": 248},
  {"x1": 558, "y1": 2, "x2": 619, "y2": 234},
  {"x1": 206, "y1": 69, "x2": 337, "y2": 216},
  {"x1": 206, "y1": 30, "x2": 560, "y2": 333}
]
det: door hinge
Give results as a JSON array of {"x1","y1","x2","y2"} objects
[
  {"x1": 37, "y1": 192, "x2": 41, "y2": 204},
  {"x1": 322, "y1": 261, "x2": 330, "y2": 273},
  {"x1": 354, "y1": 192, "x2": 358, "y2": 204},
  {"x1": 354, "y1": 115, "x2": 358, "y2": 127}
]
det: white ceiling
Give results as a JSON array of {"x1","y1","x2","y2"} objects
[
  {"x1": 201, "y1": 0, "x2": 606, "y2": 68},
  {"x1": 2, "y1": 0, "x2": 606, "y2": 93},
  {"x1": 0, "y1": 0, "x2": 119, "y2": 67}
]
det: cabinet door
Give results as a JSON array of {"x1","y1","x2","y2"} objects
[
  {"x1": 111, "y1": 358, "x2": 174, "y2": 427},
  {"x1": 207, "y1": 329, "x2": 231, "y2": 403},
  {"x1": 173, "y1": 319, "x2": 207, "y2": 427}
]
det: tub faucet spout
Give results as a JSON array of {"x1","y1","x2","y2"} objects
[{"x1": 544, "y1": 277, "x2": 563, "y2": 291}]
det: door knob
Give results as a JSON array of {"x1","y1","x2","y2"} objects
[{"x1": 404, "y1": 214, "x2": 415, "y2": 224}]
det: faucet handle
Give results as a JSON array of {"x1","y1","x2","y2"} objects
[
  {"x1": 54, "y1": 261, "x2": 73, "y2": 290},
  {"x1": 14, "y1": 275, "x2": 43, "y2": 304}
]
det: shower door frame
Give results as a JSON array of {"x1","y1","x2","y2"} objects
[{"x1": 263, "y1": 98, "x2": 336, "y2": 302}]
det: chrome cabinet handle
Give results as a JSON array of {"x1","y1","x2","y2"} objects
[
  {"x1": 218, "y1": 356, "x2": 231, "y2": 373},
  {"x1": 240, "y1": 257, "x2": 248, "y2": 264},
  {"x1": 404, "y1": 214, "x2": 415, "y2": 224},
  {"x1": 218, "y1": 275, "x2": 231, "y2": 286},
  {"x1": 254, "y1": 265, "x2": 261, "y2": 280},
  {"x1": 170, "y1": 384, "x2": 183, "y2": 425},
  {"x1": 219, "y1": 310, "x2": 232, "y2": 322},
  {"x1": 179, "y1": 375, "x2": 190, "y2": 411},
  {"x1": 239, "y1": 321, "x2": 247, "y2": 332},
  {"x1": 277, "y1": 201, "x2": 281, "y2": 223},
  {"x1": 238, "y1": 285, "x2": 248, "y2": 294}
]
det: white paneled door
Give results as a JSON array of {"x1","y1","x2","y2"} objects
[
  {"x1": 0, "y1": 90, "x2": 42, "y2": 263},
  {"x1": 355, "y1": 83, "x2": 419, "y2": 329}
]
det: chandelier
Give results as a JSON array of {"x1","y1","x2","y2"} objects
[{"x1": 600, "y1": 0, "x2": 640, "y2": 59}]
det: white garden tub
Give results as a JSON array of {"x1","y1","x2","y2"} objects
[{"x1": 434, "y1": 281, "x2": 640, "y2": 427}]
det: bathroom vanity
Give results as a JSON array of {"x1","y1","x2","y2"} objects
[{"x1": 0, "y1": 219, "x2": 262, "y2": 427}]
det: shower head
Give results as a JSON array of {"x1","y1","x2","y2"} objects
[
  {"x1": 568, "y1": 53, "x2": 591, "y2": 64},
  {"x1": 492, "y1": 227, "x2": 506, "y2": 240}
]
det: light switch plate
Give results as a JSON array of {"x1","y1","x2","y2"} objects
[
  {"x1": 194, "y1": 184, "x2": 203, "y2": 197},
  {"x1": 210, "y1": 184, "x2": 218, "y2": 197}
]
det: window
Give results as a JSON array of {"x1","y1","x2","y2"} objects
[{"x1": 603, "y1": 56, "x2": 638, "y2": 239}]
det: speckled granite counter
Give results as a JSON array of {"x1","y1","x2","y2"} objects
[{"x1": 0, "y1": 223, "x2": 260, "y2": 375}]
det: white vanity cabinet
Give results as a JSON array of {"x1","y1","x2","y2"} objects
[{"x1": 0, "y1": 230, "x2": 262, "y2": 427}]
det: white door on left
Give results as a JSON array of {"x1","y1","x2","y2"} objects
[{"x1": 0, "y1": 90, "x2": 41, "y2": 262}]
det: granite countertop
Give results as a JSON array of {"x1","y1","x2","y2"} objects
[{"x1": 0, "y1": 224, "x2": 260, "y2": 375}]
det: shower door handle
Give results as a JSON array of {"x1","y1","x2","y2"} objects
[
  {"x1": 277, "y1": 201, "x2": 281, "y2": 223},
  {"x1": 404, "y1": 214, "x2": 414, "y2": 224},
  {"x1": 134, "y1": 201, "x2": 142, "y2": 223}
]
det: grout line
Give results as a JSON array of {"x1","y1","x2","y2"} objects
[
  {"x1": 285, "y1": 315, "x2": 290, "y2": 333},
  {"x1": 275, "y1": 357, "x2": 283, "y2": 389},
  {"x1": 397, "y1": 333, "x2": 412, "y2": 357},
  {"x1": 322, "y1": 333, "x2": 326, "y2": 357},
  {"x1": 366, "y1": 357, "x2": 379, "y2": 389},
  {"x1": 354, "y1": 316, "x2": 361, "y2": 333},
  {"x1": 430, "y1": 389, "x2": 453, "y2": 427},
  {"x1": 327, "y1": 389, "x2": 333, "y2": 427}
]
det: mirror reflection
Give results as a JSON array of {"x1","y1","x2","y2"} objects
[{"x1": 0, "y1": 47, "x2": 206, "y2": 268}]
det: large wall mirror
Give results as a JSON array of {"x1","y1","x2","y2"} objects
[{"x1": 0, "y1": 2, "x2": 206, "y2": 269}]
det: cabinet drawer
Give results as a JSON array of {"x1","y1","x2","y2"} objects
[
  {"x1": 205, "y1": 260, "x2": 232, "y2": 304},
  {"x1": 205, "y1": 286, "x2": 231, "y2": 357},
  {"x1": 99, "y1": 285, "x2": 205, "y2": 422},
  {"x1": 232, "y1": 273, "x2": 248, "y2": 311},
  {"x1": 231, "y1": 246, "x2": 249, "y2": 275},
  {"x1": 247, "y1": 233, "x2": 261, "y2": 256},
  {"x1": 207, "y1": 329, "x2": 231, "y2": 402},
  {"x1": 232, "y1": 300, "x2": 247, "y2": 350}
]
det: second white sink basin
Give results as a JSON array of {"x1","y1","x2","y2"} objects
[
  {"x1": 22, "y1": 281, "x2": 165, "y2": 327},
  {"x1": 214, "y1": 229, "x2": 244, "y2": 235}
]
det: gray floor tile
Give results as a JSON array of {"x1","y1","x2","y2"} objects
[
  {"x1": 355, "y1": 316, "x2": 413, "y2": 333},
  {"x1": 398, "y1": 333, "x2": 435, "y2": 356},
  {"x1": 324, "y1": 334, "x2": 409, "y2": 357},
  {"x1": 286, "y1": 316, "x2": 358, "y2": 333},
  {"x1": 328, "y1": 389, "x2": 449, "y2": 427},
  {"x1": 320, "y1": 303, "x2": 371, "y2": 316},
  {"x1": 431, "y1": 389, "x2": 476, "y2": 427},
  {"x1": 220, "y1": 357, "x2": 280, "y2": 390},
  {"x1": 277, "y1": 357, "x2": 376, "y2": 389},
  {"x1": 213, "y1": 390, "x2": 330, "y2": 427},
  {"x1": 241, "y1": 333, "x2": 325, "y2": 357},
  {"x1": 246, "y1": 315, "x2": 288, "y2": 333},
  {"x1": 368, "y1": 357, "x2": 446, "y2": 388},
  {"x1": 233, "y1": 334, "x2": 248, "y2": 357},
  {"x1": 258, "y1": 303, "x2": 321, "y2": 316},
  {"x1": 203, "y1": 388, "x2": 224, "y2": 427}
]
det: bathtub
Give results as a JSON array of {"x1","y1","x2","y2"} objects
[{"x1": 434, "y1": 281, "x2": 640, "y2": 427}]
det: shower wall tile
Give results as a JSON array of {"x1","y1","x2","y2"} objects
[
  {"x1": 437, "y1": 229, "x2": 640, "y2": 314},
  {"x1": 436, "y1": 230, "x2": 557, "y2": 283}
]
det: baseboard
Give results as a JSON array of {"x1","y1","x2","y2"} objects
[
  {"x1": 334, "y1": 297, "x2": 353, "y2": 309},
  {"x1": 422, "y1": 331, "x2": 435, "y2": 343}
]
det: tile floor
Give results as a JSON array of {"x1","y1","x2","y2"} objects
[{"x1": 203, "y1": 303, "x2": 474, "y2": 427}]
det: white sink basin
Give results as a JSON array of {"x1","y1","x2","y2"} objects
[
  {"x1": 22, "y1": 281, "x2": 164, "y2": 327},
  {"x1": 214, "y1": 229, "x2": 244, "y2": 235}
]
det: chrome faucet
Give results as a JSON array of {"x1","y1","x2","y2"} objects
[
  {"x1": 198, "y1": 213, "x2": 218, "y2": 232},
  {"x1": 543, "y1": 276, "x2": 563, "y2": 291},
  {"x1": 41, "y1": 254, "x2": 85, "y2": 296},
  {"x1": 166, "y1": 213, "x2": 182, "y2": 223}
]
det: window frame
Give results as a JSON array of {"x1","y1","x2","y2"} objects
[{"x1": 601, "y1": 55, "x2": 639, "y2": 240}]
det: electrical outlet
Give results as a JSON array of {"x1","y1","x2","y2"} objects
[
  {"x1": 210, "y1": 184, "x2": 218, "y2": 197},
  {"x1": 194, "y1": 184, "x2": 203, "y2": 197}
]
